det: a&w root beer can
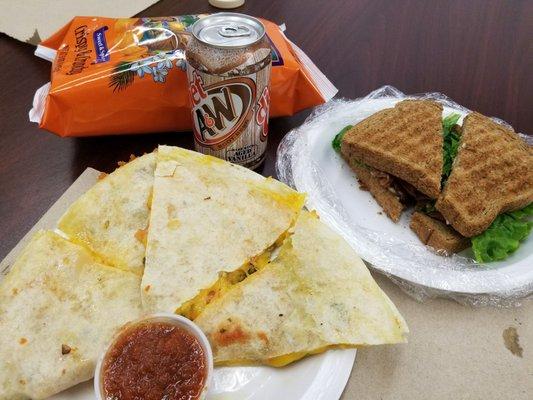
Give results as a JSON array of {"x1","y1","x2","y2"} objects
[{"x1": 186, "y1": 13, "x2": 272, "y2": 169}]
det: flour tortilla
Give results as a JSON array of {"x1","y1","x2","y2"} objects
[
  {"x1": 195, "y1": 211, "x2": 409, "y2": 366},
  {"x1": 58, "y1": 152, "x2": 155, "y2": 275},
  {"x1": 0, "y1": 231, "x2": 142, "y2": 399},
  {"x1": 141, "y1": 145, "x2": 305, "y2": 313}
]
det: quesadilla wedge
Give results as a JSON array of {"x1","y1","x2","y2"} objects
[
  {"x1": 58, "y1": 152, "x2": 155, "y2": 275},
  {"x1": 0, "y1": 230, "x2": 142, "y2": 400},
  {"x1": 141, "y1": 145, "x2": 305, "y2": 315},
  {"x1": 195, "y1": 211, "x2": 408, "y2": 367}
]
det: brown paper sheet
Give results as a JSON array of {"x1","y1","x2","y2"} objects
[
  {"x1": 0, "y1": 0, "x2": 160, "y2": 44},
  {"x1": 1, "y1": 168, "x2": 531, "y2": 399},
  {"x1": 342, "y1": 274, "x2": 532, "y2": 400}
]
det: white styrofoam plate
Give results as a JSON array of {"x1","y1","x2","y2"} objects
[
  {"x1": 276, "y1": 96, "x2": 533, "y2": 296},
  {"x1": 49, "y1": 349, "x2": 356, "y2": 400}
]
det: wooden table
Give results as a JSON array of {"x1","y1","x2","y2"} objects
[{"x1": 0, "y1": 1, "x2": 532, "y2": 398}]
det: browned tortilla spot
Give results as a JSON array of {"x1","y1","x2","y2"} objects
[
  {"x1": 257, "y1": 331, "x2": 269, "y2": 344},
  {"x1": 214, "y1": 324, "x2": 250, "y2": 347},
  {"x1": 167, "y1": 204, "x2": 176, "y2": 217},
  {"x1": 116, "y1": 154, "x2": 136, "y2": 168},
  {"x1": 206, "y1": 290, "x2": 217, "y2": 304},
  {"x1": 19, "y1": 338, "x2": 27, "y2": 345},
  {"x1": 62, "y1": 344, "x2": 72, "y2": 355},
  {"x1": 134, "y1": 228, "x2": 148, "y2": 245},
  {"x1": 147, "y1": 187, "x2": 154, "y2": 210}
]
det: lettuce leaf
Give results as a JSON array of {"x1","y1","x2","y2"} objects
[
  {"x1": 472, "y1": 203, "x2": 533, "y2": 263},
  {"x1": 332, "y1": 125, "x2": 353, "y2": 152},
  {"x1": 441, "y1": 113, "x2": 461, "y2": 185}
]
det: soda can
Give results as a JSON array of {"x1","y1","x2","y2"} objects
[{"x1": 186, "y1": 13, "x2": 272, "y2": 169}]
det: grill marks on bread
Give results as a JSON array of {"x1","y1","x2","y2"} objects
[
  {"x1": 436, "y1": 112, "x2": 533, "y2": 237},
  {"x1": 341, "y1": 100, "x2": 443, "y2": 199}
]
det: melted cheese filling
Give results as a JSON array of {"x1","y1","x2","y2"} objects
[
  {"x1": 177, "y1": 232, "x2": 288, "y2": 320},
  {"x1": 215, "y1": 345, "x2": 353, "y2": 368},
  {"x1": 265, "y1": 347, "x2": 331, "y2": 367},
  {"x1": 266, "y1": 344, "x2": 355, "y2": 367}
]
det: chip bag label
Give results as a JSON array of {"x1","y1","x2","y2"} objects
[
  {"x1": 29, "y1": 15, "x2": 337, "y2": 137},
  {"x1": 93, "y1": 26, "x2": 110, "y2": 63}
]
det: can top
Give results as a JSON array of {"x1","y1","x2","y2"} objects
[{"x1": 191, "y1": 13, "x2": 265, "y2": 48}]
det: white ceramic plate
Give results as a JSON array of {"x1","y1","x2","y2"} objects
[
  {"x1": 276, "y1": 94, "x2": 533, "y2": 297},
  {"x1": 49, "y1": 349, "x2": 356, "y2": 400},
  {"x1": 0, "y1": 166, "x2": 357, "y2": 400}
]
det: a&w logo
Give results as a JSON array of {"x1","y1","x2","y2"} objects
[
  {"x1": 188, "y1": 70, "x2": 256, "y2": 150},
  {"x1": 255, "y1": 86, "x2": 270, "y2": 141}
]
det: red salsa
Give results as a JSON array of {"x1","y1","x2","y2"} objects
[{"x1": 102, "y1": 321, "x2": 207, "y2": 400}]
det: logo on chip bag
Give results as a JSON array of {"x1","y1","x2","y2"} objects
[{"x1": 189, "y1": 71, "x2": 256, "y2": 150}]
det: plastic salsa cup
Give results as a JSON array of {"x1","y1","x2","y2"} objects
[{"x1": 94, "y1": 313, "x2": 213, "y2": 400}]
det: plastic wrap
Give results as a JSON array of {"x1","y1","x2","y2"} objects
[{"x1": 276, "y1": 86, "x2": 533, "y2": 307}]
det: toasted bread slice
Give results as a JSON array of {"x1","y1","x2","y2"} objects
[
  {"x1": 341, "y1": 100, "x2": 443, "y2": 199},
  {"x1": 436, "y1": 112, "x2": 533, "y2": 237},
  {"x1": 410, "y1": 211, "x2": 470, "y2": 254},
  {"x1": 344, "y1": 157, "x2": 404, "y2": 222}
]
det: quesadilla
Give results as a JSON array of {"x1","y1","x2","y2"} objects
[
  {"x1": 195, "y1": 211, "x2": 408, "y2": 367},
  {"x1": 0, "y1": 230, "x2": 142, "y2": 400},
  {"x1": 58, "y1": 152, "x2": 155, "y2": 275},
  {"x1": 141, "y1": 145, "x2": 305, "y2": 316}
]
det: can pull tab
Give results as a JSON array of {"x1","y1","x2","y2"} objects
[{"x1": 218, "y1": 24, "x2": 251, "y2": 38}]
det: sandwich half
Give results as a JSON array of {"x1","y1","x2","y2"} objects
[
  {"x1": 435, "y1": 112, "x2": 533, "y2": 261},
  {"x1": 340, "y1": 100, "x2": 444, "y2": 222},
  {"x1": 436, "y1": 112, "x2": 533, "y2": 237}
]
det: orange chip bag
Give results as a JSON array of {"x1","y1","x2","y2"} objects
[{"x1": 29, "y1": 15, "x2": 336, "y2": 137}]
